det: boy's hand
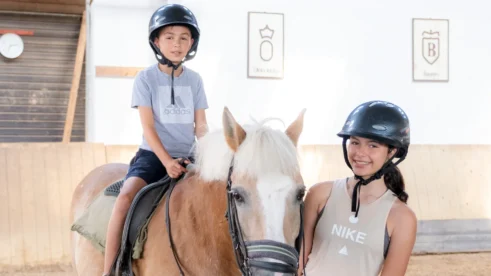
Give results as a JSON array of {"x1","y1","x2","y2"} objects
[{"x1": 163, "y1": 158, "x2": 189, "y2": 178}]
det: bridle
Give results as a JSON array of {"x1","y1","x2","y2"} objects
[
  {"x1": 225, "y1": 164, "x2": 306, "y2": 275},
  {"x1": 166, "y1": 159, "x2": 307, "y2": 275}
]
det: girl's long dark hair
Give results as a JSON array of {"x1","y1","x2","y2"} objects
[{"x1": 384, "y1": 149, "x2": 409, "y2": 203}]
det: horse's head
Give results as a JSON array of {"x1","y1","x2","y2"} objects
[{"x1": 196, "y1": 107, "x2": 306, "y2": 275}]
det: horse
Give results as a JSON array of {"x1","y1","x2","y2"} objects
[{"x1": 70, "y1": 107, "x2": 307, "y2": 275}]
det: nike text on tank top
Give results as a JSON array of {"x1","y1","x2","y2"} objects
[{"x1": 304, "y1": 178, "x2": 397, "y2": 276}]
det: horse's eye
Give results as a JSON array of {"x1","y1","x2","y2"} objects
[
  {"x1": 296, "y1": 190, "x2": 305, "y2": 201},
  {"x1": 233, "y1": 192, "x2": 244, "y2": 203}
]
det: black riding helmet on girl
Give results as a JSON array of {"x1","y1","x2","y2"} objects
[
  {"x1": 337, "y1": 100, "x2": 411, "y2": 218},
  {"x1": 148, "y1": 4, "x2": 200, "y2": 105}
]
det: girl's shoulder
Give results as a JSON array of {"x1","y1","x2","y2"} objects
[
  {"x1": 387, "y1": 198, "x2": 417, "y2": 235},
  {"x1": 305, "y1": 179, "x2": 343, "y2": 213}
]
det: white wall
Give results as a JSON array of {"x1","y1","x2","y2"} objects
[
  {"x1": 86, "y1": 0, "x2": 168, "y2": 144},
  {"x1": 87, "y1": 0, "x2": 491, "y2": 145}
]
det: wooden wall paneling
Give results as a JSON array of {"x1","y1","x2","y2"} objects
[
  {"x1": 31, "y1": 145, "x2": 52, "y2": 264},
  {"x1": 105, "y1": 145, "x2": 139, "y2": 164},
  {"x1": 80, "y1": 142, "x2": 97, "y2": 186},
  {"x1": 414, "y1": 145, "x2": 436, "y2": 220},
  {"x1": 430, "y1": 146, "x2": 462, "y2": 220},
  {"x1": 0, "y1": 148, "x2": 11, "y2": 266},
  {"x1": 0, "y1": 12, "x2": 86, "y2": 143},
  {"x1": 54, "y1": 143, "x2": 74, "y2": 263},
  {"x1": 3, "y1": 147, "x2": 23, "y2": 266},
  {"x1": 398, "y1": 153, "x2": 423, "y2": 220},
  {"x1": 479, "y1": 145, "x2": 491, "y2": 218},
  {"x1": 0, "y1": 143, "x2": 490, "y2": 268},
  {"x1": 18, "y1": 148, "x2": 38, "y2": 264},
  {"x1": 458, "y1": 145, "x2": 489, "y2": 219},
  {"x1": 42, "y1": 144, "x2": 64, "y2": 264}
]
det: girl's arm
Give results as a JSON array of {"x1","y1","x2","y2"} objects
[
  {"x1": 297, "y1": 181, "x2": 333, "y2": 275},
  {"x1": 380, "y1": 204, "x2": 417, "y2": 276}
]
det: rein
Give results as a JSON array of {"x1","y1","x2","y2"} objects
[{"x1": 165, "y1": 175, "x2": 186, "y2": 276}]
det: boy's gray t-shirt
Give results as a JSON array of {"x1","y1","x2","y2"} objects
[{"x1": 131, "y1": 64, "x2": 208, "y2": 157}]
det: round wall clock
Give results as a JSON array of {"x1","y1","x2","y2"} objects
[{"x1": 0, "y1": 33, "x2": 24, "y2": 59}]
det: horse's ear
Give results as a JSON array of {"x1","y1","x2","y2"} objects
[
  {"x1": 222, "y1": 106, "x2": 246, "y2": 152},
  {"x1": 285, "y1": 108, "x2": 306, "y2": 147}
]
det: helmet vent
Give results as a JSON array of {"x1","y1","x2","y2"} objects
[{"x1": 372, "y1": 124, "x2": 387, "y2": 131}]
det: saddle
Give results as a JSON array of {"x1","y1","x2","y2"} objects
[{"x1": 107, "y1": 160, "x2": 191, "y2": 276}]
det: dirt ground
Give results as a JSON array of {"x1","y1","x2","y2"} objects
[{"x1": 1, "y1": 252, "x2": 490, "y2": 276}]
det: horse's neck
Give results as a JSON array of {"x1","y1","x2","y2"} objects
[{"x1": 170, "y1": 175, "x2": 239, "y2": 275}]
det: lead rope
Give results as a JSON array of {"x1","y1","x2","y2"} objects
[{"x1": 301, "y1": 202, "x2": 306, "y2": 276}]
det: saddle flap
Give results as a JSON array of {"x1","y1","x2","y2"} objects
[{"x1": 115, "y1": 177, "x2": 172, "y2": 274}]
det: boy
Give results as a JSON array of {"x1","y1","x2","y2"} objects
[{"x1": 102, "y1": 4, "x2": 208, "y2": 275}]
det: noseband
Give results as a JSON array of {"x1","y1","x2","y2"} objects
[{"x1": 166, "y1": 160, "x2": 306, "y2": 276}]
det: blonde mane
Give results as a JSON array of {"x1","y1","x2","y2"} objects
[{"x1": 193, "y1": 119, "x2": 300, "y2": 182}]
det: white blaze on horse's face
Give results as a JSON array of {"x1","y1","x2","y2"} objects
[
  {"x1": 229, "y1": 172, "x2": 305, "y2": 244},
  {"x1": 257, "y1": 173, "x2": 295, "y2": 242},
  {"x1": 221, "y1": 107, "x2": 307, "y2": 246},
  {"x1": 229, "y1": 170, "x2": 305, "y2": 248}
]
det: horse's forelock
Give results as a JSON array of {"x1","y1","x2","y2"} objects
[{"x1": 194, "y1": 119, "x2": 300, "y2": 183}]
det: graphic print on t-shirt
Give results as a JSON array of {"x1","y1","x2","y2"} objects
[
  {"x1": 339, "y1": 245, "x2": 349, "y2": 256},
  {"x1": 158, "y1": 85, "x2": 194, "y2": 124}
]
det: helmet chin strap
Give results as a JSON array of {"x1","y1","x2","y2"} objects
[
  {"x1": 168, "y1": 62, "x2": 182, "y2": 105},
  {"x1": 341, "y1": 137, "x2": 406, "y2": 218},
  {"x1": 151, "y1": 41, "x2": 187, "y2": 105}
]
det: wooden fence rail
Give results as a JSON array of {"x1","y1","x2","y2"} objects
[{"x1": 0, "y1": 142, "x2": 490, "y2": 269}]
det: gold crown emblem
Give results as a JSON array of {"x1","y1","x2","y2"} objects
[{"x1": 259, "y1": 25, "x2": 274, "y2": 39}]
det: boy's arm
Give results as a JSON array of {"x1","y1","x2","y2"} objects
[
  {"x1": 194, "y1": 108, "x2": 208, "y2": 139},
  {"x1": 193, "y1": 75, "x2": 208, "y2": 139}
]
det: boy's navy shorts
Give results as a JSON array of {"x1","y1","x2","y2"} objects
[{"x1": 125, "y1": 148, "x2": 194, "y2": 185}]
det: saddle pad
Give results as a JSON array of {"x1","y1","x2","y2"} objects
[
  {"x1": 71, "y1": 189, "x2": 116, "y2": 253},
  {"x1": 104, "y1": 178, "x2": 125, "y2": 197},
  {"x1": 71, "y1": 178, "x2": 169, "y2": 258}
]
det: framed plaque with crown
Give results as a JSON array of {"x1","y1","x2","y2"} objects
[
  {"x1": 412, "y1": 18, "x2": 449, "y2": 82},
  {"x1": 247, "y1": 12, "x2": 284, "y2": 79}
]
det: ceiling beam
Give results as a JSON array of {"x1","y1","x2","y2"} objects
[{"x1": 0, "y1": 1, "x2": 85, "y2": 15}]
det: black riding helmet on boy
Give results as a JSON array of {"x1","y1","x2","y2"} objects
[
  {"x1": 337, "y1": 100, "x2": 411, "y2": 218},
  {"x1": 148, "y1": 4, "x2": 200, "y2": 105}
]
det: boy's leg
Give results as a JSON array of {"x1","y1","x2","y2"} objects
[
  {"x1": 102, "y1": 148, "x2": 168, "y2": 275},
  {"x1": 102, "y1": 176, "x2": 146, "y2": 274}
]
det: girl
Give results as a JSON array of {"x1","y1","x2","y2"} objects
[{"x1": 299, "y1": 100, "x2": 417, "y2": 276}]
